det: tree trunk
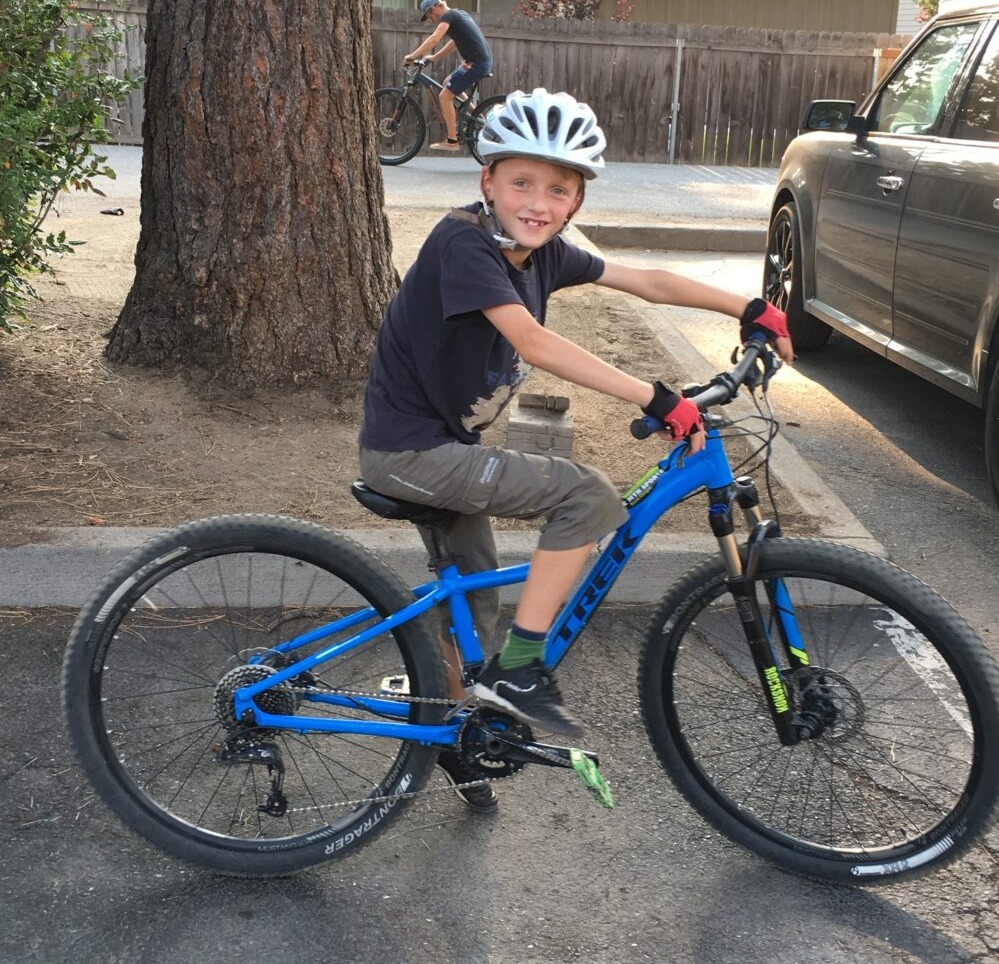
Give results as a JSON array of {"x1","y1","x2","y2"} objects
[{"x1": 106, "y1": 0, "x2": 396, "y2": 387}]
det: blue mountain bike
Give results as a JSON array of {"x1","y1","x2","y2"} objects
[{"x1": 62, "y1": 338, "x2": 999, "y2": 882}]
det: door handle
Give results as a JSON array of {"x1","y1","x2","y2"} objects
[
  {"x1": 876, "y1": 175, "x2": 905, "y2": 193},
  {"x1": 994, "y1": 198, "x2": 999, "y2": 211}
]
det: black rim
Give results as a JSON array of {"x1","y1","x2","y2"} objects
[
  {"x1": 765, "y1": 213, "x2": 793, "y2": 312},
  {"x1": 84, "y1": 541, "x2": 426, "y2": 851},
  {"x1": 665, "y1": 565, "x2": 983, "y2": 866},
  {"x1": 375, "y1": 90, "x2": 423, "y2": 162}
]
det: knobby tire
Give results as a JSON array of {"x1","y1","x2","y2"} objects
[
  {"x1": 639, "y1": 538, "x2": 999, "y2": 883},
  {"x1": 465, "y1": 95, "x2": 508, "y2": 165},
  {"x1": 375, "y1": 87, "x2": 426, "y2": 165},
  {"x1": 62, "y1": 514, "x2": 445, "y2": 876}
]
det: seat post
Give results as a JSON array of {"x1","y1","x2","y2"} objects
[{"x1": 423, "y1": 520, "x2": 457, "y2": 575}]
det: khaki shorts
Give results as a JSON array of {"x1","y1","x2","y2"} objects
[{"x1": 358, "y1": 442, "x2": 628, "y2": 643}]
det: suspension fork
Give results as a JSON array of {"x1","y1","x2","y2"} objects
[
  {"x1": 733, "y1": 476, "x2": 811, "y2": 670},
  {"x1": 391, "y1": 82, "x2": 416, "y2": 122},
  {"x1": 386, "y1": 69, "x2": 423, "y2": 126},
  {"x1": 709, "y1": 478, "x2": 801, "y2": 746}
]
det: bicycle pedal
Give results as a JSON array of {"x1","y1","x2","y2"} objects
[
  {"x1": 443, "y1": 695, "x2": 476, "y2": 721},
  {"x1": 569, "y1": 748, "x2": 614, "y2": 809},
  {"x1": 379, "y1": 674, "x2": 410, "y2": 695}
]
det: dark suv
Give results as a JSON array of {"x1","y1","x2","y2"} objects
[{"x1": 764, "y1": 1, "x2": 999, "y2": 501}]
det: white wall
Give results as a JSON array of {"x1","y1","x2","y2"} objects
[{"x1": 896, "y1": 0, "x2": 922, "y2": 34}]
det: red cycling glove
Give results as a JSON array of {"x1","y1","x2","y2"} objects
[
  {"x1": 740, "y1": 297, "x2": 789, "y2": 343},
  {"x1": 642, "y1": 381, "x2": 703, "y2": 440}
]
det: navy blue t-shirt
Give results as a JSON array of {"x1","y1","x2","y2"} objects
[
  {"x1": 441, "y1": 10, "x2": 492, "y2": 67},
  {"x1": 359, "y1": 205, "x2": 604, "y2": 452}
]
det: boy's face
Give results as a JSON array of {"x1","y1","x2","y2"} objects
[{"x1": 481, "y1": 159, "x2": 584, "y2": 257}]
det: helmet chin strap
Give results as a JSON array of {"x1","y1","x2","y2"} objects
[{"x1": 480, "y1": 199, "x2": 524, "y2": 251}]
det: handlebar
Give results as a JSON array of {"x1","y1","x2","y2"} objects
[{"x1": 630, "y1": 335, "x2": 777, "y2": 440}]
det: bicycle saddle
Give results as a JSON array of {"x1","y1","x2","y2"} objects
[{"x1": 351, "y1": 479, "x2": 457, "y2": 528}]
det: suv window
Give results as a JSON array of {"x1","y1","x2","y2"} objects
[
  {"x1": 954, "y1": 24, "x2": 999, "y2": 141},
  {"x1": 869, "y1": 21, "x2": 980, "y2": 134}
]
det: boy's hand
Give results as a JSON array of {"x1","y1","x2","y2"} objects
[
  {"x1": 740, "y1": 297, "x2": 794, "y2": 364},
  {"x1": 642, "y1": 381, "x2": 705, "y2": 452}
]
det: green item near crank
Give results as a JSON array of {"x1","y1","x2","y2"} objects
[{"x1": 570, "y1": 748, "x2": 614, "y2": 809}]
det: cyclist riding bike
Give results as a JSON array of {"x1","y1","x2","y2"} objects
[
  {"x1": 357, "y1": 87, "x2": 793, "y2": 811},
  {"x1": 405, "y1": 0, "x2": 494, "y2": 151}
]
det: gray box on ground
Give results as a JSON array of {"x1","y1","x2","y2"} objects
[{"x1": 506, "y1": 398, "x2": 574, "y2": 458}]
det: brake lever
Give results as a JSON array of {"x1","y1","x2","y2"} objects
[
  {"x1": 760, "y1": 350, "x2": 782, "y2": 392},
  {"x1": 731, "y1": 341, "x2": 781, "y2": 395}
]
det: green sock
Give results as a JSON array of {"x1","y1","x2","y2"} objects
[{"x1": 497, "y1": 626, "x2": 546, "y2": 670}]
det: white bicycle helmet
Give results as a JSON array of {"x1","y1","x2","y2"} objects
[{"x1": 477, "y1": 88, "x2": 606, "y2": 180}]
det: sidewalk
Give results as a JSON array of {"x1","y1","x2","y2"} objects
[
  {"x1": 88, "y1": 148, "x2": 774, "y2": 249},
  {"x1": 0, "y1": 149, "x2": 881, "y2": 607},
  {"x1": 380, "y1": 156, "x2": 774, "y2": 251}
]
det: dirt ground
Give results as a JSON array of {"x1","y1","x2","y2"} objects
[{"x1": 0, "y1": 199, "x2": 804, "y2": 546}]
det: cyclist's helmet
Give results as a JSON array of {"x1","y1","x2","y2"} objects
[{"x1": 477, "y1": 88, "x2": 606, "y2": 180}]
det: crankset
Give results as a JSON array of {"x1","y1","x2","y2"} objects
[
  {"x1": 457, "y1": 709, "x2": 612, "y2": 808},
  {"x1": 457, "y1": 709, "x2": 601, "y2": 773}
]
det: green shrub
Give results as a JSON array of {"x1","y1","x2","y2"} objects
[
  {"x1": 916, "y1": 1, "x2": 940, "y2": 23},
  {"x1": 0, "y1": 0, "x2": 140, "y2": 330}
]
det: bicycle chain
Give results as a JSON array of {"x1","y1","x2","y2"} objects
[
  {"x1": 273, "y1": 685, "x2": 493, "y2": 814},
  {"x1": 266, "y1": 685, "x2": 571, "y2": 814}
]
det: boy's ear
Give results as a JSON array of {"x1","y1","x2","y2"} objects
[{"x1": 479, "y1": 165, "x2": 492, "y2": 201}]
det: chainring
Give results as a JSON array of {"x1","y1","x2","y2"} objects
[{"x1": 455, "y1": 709, "x2": 533, "y2": 780}]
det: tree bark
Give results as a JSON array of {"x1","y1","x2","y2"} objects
[{"x1": 106, "y1": 0, "x2": 396, "y2": 387}]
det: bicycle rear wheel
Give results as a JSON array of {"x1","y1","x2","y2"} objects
[
  {"x1": 63, "y1": 514, "x2": 445, "y2": 876},
  {"x1": 465, "y1": 95, "x2": 507, "y2": 165},
  {"x1": 639, "y1": 538, "x2": 999, "y2": 883},
  {"x1": 375, "y1": 87, "x2": 426, "y2": 165}
]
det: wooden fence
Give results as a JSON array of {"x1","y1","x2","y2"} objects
[
  {"x1": 71, "y1": 2, "x2": 147, "y2": 145},
  {"x1": 373, "y1": 10, "x2": 912, "y2": 164},
  {"x1": 76, "y1": 3, "x2": 912, "y2": 165}
]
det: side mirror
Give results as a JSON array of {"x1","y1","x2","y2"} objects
[{"x1": 802, "y1": 100, "x2": 862, "y2": 133}]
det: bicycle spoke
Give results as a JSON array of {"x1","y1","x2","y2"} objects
[
  {"x1": 644, "y1": 541, "x2": 998, "y2": 878},
  {"x1": 66, "y1": 517, "x2": 442, "y2": 872}
]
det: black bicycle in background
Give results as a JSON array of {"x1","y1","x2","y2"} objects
[{"x1": 375, "y1": 60, "x2": 506, "y2": 166}]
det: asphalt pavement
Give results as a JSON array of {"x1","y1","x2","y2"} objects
[{"x1": 0, "y1": 147, "x2": 881, "y2": 607}]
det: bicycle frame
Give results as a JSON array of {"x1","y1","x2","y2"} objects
[
  {"x1": 399, "y1": 64, "x2": 477, "y2": 126},
  {"x1": 235, "y1": 422, "x2": 807, "y2": 746}
]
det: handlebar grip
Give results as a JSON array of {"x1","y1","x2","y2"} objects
[
  {"x1": 630, "y1": 337, "x2": 776, "y2": 439},
  {"x1": 630, "y1": 416, "x2": 662, "y2": 440}
]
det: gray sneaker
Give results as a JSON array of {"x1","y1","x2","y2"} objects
[{"x1": 471, "y1": 657, "x2": 584, "y2": 737}]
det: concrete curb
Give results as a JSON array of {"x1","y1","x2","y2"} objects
[
  {"x1": 0, "y1": 527, "x2": 724, "y2": 608},
  {"x1": 576, "y1": 222, "x2": 767, "y2": 253}
]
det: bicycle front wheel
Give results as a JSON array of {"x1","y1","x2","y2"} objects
[
  {"x1": 375, "y1": 87, "x2": 426, "y2": 165},
  {"x1": 465, "y1": 95, "x2": 508, "y2": 164},
  {"x1": 63, "y1": 514, "x2": 445, "y2": 876},
  {"x1": 639, "y1": 538, "x2": 999, "y2": 883}
]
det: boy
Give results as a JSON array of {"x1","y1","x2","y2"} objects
[
  {"x1": 359, "y1": 89, "x2": 792, "y2": 810},
  {"x1": 405, "y1": 0, "x2": 493, "y2": 151}
]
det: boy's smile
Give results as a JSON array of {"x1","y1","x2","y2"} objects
[{"x1": 481, "y1": 159, "x2": 583, "y2": 265}]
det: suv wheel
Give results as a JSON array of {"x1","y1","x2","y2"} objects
[{"x1": 764, "y1": 202, "x2": 832, "y2": 351}]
